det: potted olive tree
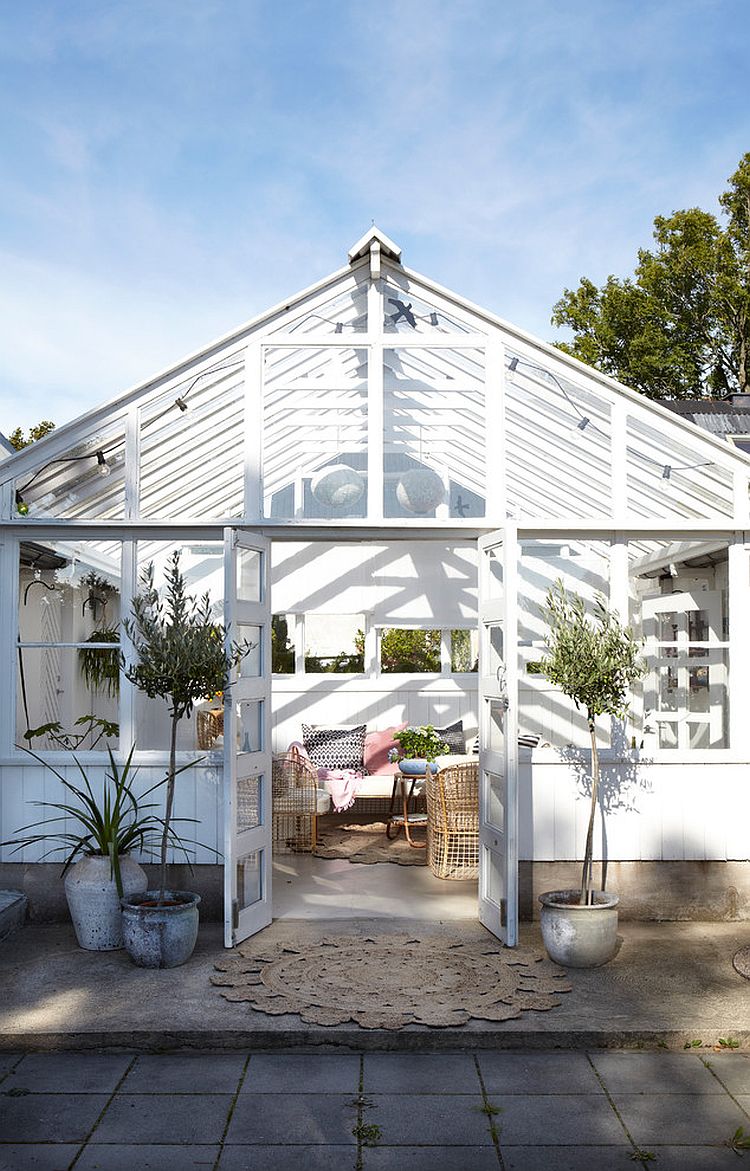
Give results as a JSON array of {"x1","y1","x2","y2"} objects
[
  {"x1": 537, "y1": 581, "x2": 644, "y2": 968},
  {"x1": 121, "y1": 552, "x2": 249, "y2": 968}
]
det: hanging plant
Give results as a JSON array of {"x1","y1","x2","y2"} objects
[{"x1": 78, "y1": 624, "x2": 120, "y2": 698}]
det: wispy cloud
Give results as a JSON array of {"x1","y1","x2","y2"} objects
[{"x1": 0, "y1": 0, "x2": 747, "y2": 431}]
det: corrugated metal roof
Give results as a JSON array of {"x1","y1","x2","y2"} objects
[{"x1": 663, "y1": 399, "x2": 750, "y2": 436}]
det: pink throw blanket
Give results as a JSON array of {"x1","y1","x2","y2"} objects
[{"x1": 317, "y1": 768, "x2": 363, "y2": 812}]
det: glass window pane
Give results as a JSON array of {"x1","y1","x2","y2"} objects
[
  {"x1": 238, "y1": 625, "x2": 263, "y2": 677},
  {"x1": 486, "y1": 772, "x2": 505, "y2": 832},
  {"x1": 237, "y1": 700, "x2": 263, "y2": 754},
  {"x1": 237, "y1": 548, "x2": 262, "y2": 602},
  {"x1": 488, "y1": 700, "x2": 506, "y2": 754},
  {"x1": 451, "y1": 629, "x2": 478, "y2": 672},
  {"x1": 272, "y1": 615, "x2": 295, "y2": 673},
  {"x1": 236, "y1": 850, "x2": 263, "y2": 911},
  {"x1": 304, "y1": 614, "x2": 364, "y2": 673},
  {"x1": 19, "y1": 541, "x2": 122, "y2": 643},
  {"x1": 383, "y1": 346, "x2": 486, "y2": 520},
  {"x1": 262, "y1": 346, "x2": 368, "y2": 520},
  {"x1": 237, "y1": 776, "x2": 262, "y2": 831},
  {"x1": 380, "y1": 628, "x2": 440, "y2": 673},
  {"x1": 17, "y1": 647, "x2": 119, "y2": 748}
]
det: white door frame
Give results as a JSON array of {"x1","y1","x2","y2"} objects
[
  {"x1": 223, "y1": 527, "x2": 273, "y2": 947},
  {"x1": 477, "y1": 523, "x2": 519, "y2": 945}
]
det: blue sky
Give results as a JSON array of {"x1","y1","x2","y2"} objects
[{"x1": 0, "y1": 0, "x2": 748, "y2": 433}]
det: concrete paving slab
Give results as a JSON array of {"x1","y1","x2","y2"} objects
[
  {"x1": 365, "y1": 1093, "x2": 493, "y2": 1146},
  {"x1": 3, "y1": 1052, "x2": 132, "y2": 1093},
  {"x1": 502, "y1": 1149, "x2": 639, "y2": 1171},
  {"x1": 363, "y1": 1147, "x2": 499, "y2": 1170},
  {"x1": 611, "y1": 1092, "x2": 748, "y2": 1145},
  {"x1": 225, "y1": 1092, "x2": 358, "y2": 1146},
  {"x1": 218, "y1": 1147, "x2": 358, "y2": 1170},
  {"x1": 0, "y1": 1093, "x2": 109, "y2": 1143},
  {"x1": 90, "y1": 1092, "x2": 232, "y2": 1144},
  {"x1": 640, "y1": 1149, "x2": 749, "y2": 1169},
  {"x1": 75, "y1": 1146, "x2": 221, "y2": 1170},
  {"x1": 120, "y1": 1052, "x2": 246, "y2": 1094},
  {"x1": 362, "y1": 1052, "x2": 480, "y2": 1093},
  {"x1": 589, "y1": 1050, "x2": 723, "y2": 1093},
  {"x1": 477, "y1": 1051, "x2": 604, "y2": 1095},
  {"x1": 0, "y1": 1146, "x2": 82, "y2": 1171},
  {"x1": 240, "y1": 1052, "x2": 360, "y2": 1094},
  {"x1": 706, "y1": 1053, "x2": 750, "y2": 1094},
  {"x1": 492, "y1": 1093, "x2": 629, "y2": 1146},
  {"x1": 2, "y1": 918, "x2": 750, "y2": 1051}
]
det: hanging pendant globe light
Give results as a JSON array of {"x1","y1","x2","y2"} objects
[
  {"x1": 310, "y1": 464, "x2": 365, "y2": 508},
  {"x1": 396, "y1": 468, "x2": 445, "y2": 514}
]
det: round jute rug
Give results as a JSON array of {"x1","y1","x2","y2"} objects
[
  {"x1": 313, "y1": 821, "x2": 426, "y2": 866},
  {"x1": 211, "y1": 933, "x2": 572, "y2": 1029}
]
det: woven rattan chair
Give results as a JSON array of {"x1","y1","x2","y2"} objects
[
  {"x1": 425, "y1": 761, "x2": 479, "y2": 880},
  {"x1": 272, "y1": 749, "x2": 323, "y2": 853}
]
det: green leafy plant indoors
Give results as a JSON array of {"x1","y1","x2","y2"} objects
[
  {"x1": 0, "y1": 744, "x2": 167, "y2": 897},
  {"x1": 539, "y1": 580, "x2": 645, "y2": 906},
  {"x1": 392, "y1": 725, "x2": 450, "y2": 762},
  {"x1": 78, "y1": 624, "x2": 121, "y2": 698},
  {"x1": 123, "y1": 551, "x2": 251, "y2": 904}
]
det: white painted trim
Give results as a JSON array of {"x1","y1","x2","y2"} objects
[{"x1": 728, "y1": 538, "x2": 750, "y2": 755}]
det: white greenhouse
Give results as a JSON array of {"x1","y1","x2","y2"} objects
[{"x1": 2, "y1": 226, "x2": 750, "y2": 948}]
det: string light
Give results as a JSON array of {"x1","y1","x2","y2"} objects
[
  {"x1": 506, "y1": 354, "x2": 716, "y2": 480},
  {"x1": 96, "y1": 451, "x2": 111, "y2": 477}
]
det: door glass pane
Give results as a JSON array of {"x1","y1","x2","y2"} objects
[
  {"x1": 237, "y1": 700, "x2": 263, "y2": 754},
  {"x1": 236, "y1": 850, "x2": 263, "y2": 911},
  {"x1": 486, "y1": 772, "x2": 505, "y2": 832},
  {"x1": 238, "y1": 625, "x2": 262, "y2": 677},
  {"x1": 237, "y1": 548, "x2": 263, "y2": 602},
  {"x1": 237, "y1": 776, "x2": 262, "y2": 831},
  {"x1": 487, "y1": 546, "x2": 503, "y2": 597},
  {"x1": 488, "y1": 699, "x2": 506, "y2": 754},
  {"x1": 483, "y1": 844, "x2": 505, "y2": 911}
]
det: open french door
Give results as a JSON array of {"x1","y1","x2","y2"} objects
[
  {"x1": 478, "y1": 525, "x2": 519, "y2": 946},
  {"x1": 223, "y1": 528, "x2": 273, "y2": 948}
]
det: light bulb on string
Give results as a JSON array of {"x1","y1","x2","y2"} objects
[{"x1": 96, "y1": 451, "x2": 111, "y2": 477}]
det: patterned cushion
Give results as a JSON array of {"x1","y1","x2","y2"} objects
[
  {"x1": 301, "y1": 723, "x2": 367, "y2": 770},
  {"x1": 434, "y1": 720, "x2": 465, "y2": 754}
]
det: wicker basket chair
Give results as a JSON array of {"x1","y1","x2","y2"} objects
[
  {"x1": 425, "y1": 761, "x2": 479, "y2": 880},
  {"x1": 272, "y1": 749, "x2": 322, "y2": 853}
]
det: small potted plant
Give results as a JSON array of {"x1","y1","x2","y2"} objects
[
  {"x1": 537, "y1": 581, "x2": 644, "y2": 967},
  {"x1": 391, "y1": 725, "x2": 450, "y2": 775},
  {"x1": 121, "y1": 551, "x2": 250, "y2": 968},
  {"x1": 1, "y1": 719, "x2": 166, "y2": 950}
]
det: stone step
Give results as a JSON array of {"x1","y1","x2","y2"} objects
[{"x1": 0, "y1": 889, "x2": 27, "y2": 941}]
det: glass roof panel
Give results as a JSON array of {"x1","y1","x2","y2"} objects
[
  {"x1": 14, "y1": 422, "x2": 126, "y2": 520},
  {"x1": 139, "y1": 357, "x2": 245, "y2": 520},
  {"x1": 626, "y1": 414, "x2": 734, "y2": 519}
]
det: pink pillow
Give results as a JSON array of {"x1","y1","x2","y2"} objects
[{"x1": 364, "y1": 723, "x2": 408, "y2": 774}]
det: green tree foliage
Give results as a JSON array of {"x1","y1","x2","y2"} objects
[
  {"x1": 123, "y1": 552, "x2": 250, "y2": 901},
  {"x1": 8, "y1": 420, "x2": 56, "y2": 449},
  {"x1": 539, "y1": 582, "x2": 644, "y2": 904},
  {"x1": 271, "y1": 614, "x2": 295, "y2": 673},
  {"x1": 378, "y1": 628, "x2": 441, "y2": 673},
  {"x1": 552, "y1": 154, "x2": 750, "y2": 399}
]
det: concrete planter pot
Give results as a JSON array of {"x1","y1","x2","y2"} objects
[
  {"x1": 121, "y1": 889, "x2": 201, "y2": 968},
  {"x1": 64, "y1": 854, "x2": 148, "y2": 951},
  {"x1": 539, "y1": 889, "x2": 620, "y2": 968}
]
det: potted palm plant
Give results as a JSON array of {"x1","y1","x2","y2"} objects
[
  {"x1": 537, "y1": 581, "x2": 644, "y2": 968},
  {"x1": 121, "y1": 551, "x2": 249, "y2": 968},
  {"x1": 1, "y1": 720, "x2": 165, "y2": 950}
]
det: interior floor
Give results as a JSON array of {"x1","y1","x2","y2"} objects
[{"x1": 272, "y1": 852, "x2": 477, "y2": 920}]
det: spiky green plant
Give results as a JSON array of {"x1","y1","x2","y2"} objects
[
  {"x1": 0, "y1": 744, "x2": 173, "y2": 897},
  {"x1": 539, "y1": 580, "x2": 645, "y2": 905}
]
